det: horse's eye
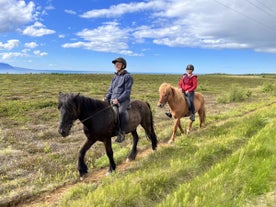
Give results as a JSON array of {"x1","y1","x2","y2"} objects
[{"x1": 58, "y1": 103, "x2": 62, "y2": 110}]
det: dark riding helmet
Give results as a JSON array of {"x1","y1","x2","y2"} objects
[
  {"x1": 112, "y1": 57, "x2": 127, "y2": 69},
  {"x1": 186, "y1": 64, "x2": 194, "y2": 71}
]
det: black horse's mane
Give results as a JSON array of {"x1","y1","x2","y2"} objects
[{"x1": 62, "y1": 93, "x2": 106, "y2": 113}]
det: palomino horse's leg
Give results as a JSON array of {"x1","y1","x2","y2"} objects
[
  {"x1": 127, "y1": 130, "x2": 139, "y2": 161},
  {"x1": 187, "y1": 120, "x2": 193, "y2": 134},
  {"x1": 177, "y1": 119, "x2": 185, "y2": 134},
  {"x1": 104, "y1": 137, "x2": 116, "y2": 175},
  {"x1": 168, "y1": 118, "x2": 180, "y2": 144},
  {"x1": 78, "y1": 139, "x2": 96, "y2": 179}
]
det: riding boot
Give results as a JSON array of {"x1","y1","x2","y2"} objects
[
  {"x1": 190, "y1": 113, "x2": 195, "y2": 121},
  {"x1": 115, "y1": 131, "x2": 125, "y2": 143},
  {"x1": 165, "y1": 111, "x2": 172, "y2": 118}
]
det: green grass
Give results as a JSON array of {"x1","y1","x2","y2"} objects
[
  {"x1": 0, "y1": 73, "x2": 275, "y2": 206},
  {"x1": 57, "y1": 105, "x2": 276, "y2": 207}
]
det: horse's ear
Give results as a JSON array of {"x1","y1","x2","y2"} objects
[
  {"x1": 59, "y1": 92, "x2": 65, "y2": 99},
  {"x1": 170, "y1": 86, "x2": 175, "y2": 97},
  {"x1": 75, "y1": 93, "x2": 80, "y2": 99}
]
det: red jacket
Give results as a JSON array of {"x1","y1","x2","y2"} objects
[{"x1": 178, "y1": 74, "x2": 198, "y2": 93}]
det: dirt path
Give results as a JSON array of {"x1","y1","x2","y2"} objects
[{"x1": 19, "y1": 142, "x2": 171, "y2": 207}]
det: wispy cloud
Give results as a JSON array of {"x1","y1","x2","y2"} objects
[
  {"x1": 33, "y1": 50, "x2": 48, "y2": 56},
  {"x1": 0, "y1": 40, "x2": 20, "y2": 50},
  {"x1": 80, "y1": 1, "x2": 165, "y2": 18},
  {"x1": 24, "y1": 42, "x2": 38, "y2": 49},
  {"x1": 1, "y1": 52, "x2": 27, "y2": 60},
  {"x1": 65, "y1": 9, "x2": 77, "y2": 15},
  {"x1": 22, "y1": 22, "x2": 55, "y2": 37}
]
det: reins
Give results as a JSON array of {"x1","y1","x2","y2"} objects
[{"x1": 79, "y1": 105, "x2": 112, "y2": 123}]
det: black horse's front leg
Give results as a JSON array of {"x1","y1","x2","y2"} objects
[
  {"x1": 78, "y1": 139, "x2": 95, "y2": 179},
  {"x1": 104, "y1": 137, "x2": 116, "y2": 174},
  {"x1": 128, "y1": 130, "x2": 139, "y2": 161}
]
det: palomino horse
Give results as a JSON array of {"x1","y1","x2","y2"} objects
[
  {"x1": 58, "y1": 92, "x2": 158, "y2": 179},
  {"x1": 157, "y1": 83, "x2": 206, "y2": 143}
]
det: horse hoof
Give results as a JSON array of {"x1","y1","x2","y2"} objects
[
  {"x1": 126, "y1": 158, "x2": 130, "y2": 163},
  {"x1": 80, "y1": 176, "x2": 85, "y2": 181},
  {"x1": 106, "y1": 171, "x2": 114, "y2": 176},
  {"x1": 168, "y1": 139, "x2": 173, "y2": 144}
]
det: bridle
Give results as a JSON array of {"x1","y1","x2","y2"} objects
[{"x1": 158, "y1": 92, "x2": 170, "y2": 107}]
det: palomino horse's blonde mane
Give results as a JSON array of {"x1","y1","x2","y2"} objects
[{"x1": 159, "y1": 82, "x2": 184, "y2": 105}]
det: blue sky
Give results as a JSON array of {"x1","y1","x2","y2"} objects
[{"x1": 0, "y1": 0, "x2": 276, "y2": 74}]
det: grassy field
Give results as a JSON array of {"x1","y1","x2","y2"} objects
[{"x1": 0, "y1": 73, "x2": 275, "y2": 207}]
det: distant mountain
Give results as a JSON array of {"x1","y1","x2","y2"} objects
[
  {"x1": 0, "y1": 62, "x2": 113, "y2": 74},
  {"x1": 0, "y1": 62, "x2": 14, "y2": 69}
]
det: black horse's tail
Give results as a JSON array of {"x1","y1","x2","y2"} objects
[{"x1": 146, "y1": 102, "x2": 158, "y2": 149}]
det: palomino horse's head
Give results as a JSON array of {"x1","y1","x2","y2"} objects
[
  {"x1": 58, "y1": 92, "x2": 80, "y2": 137},
  {"x1": 157, "y1": 83, "x2": 174, "y2": 108}
]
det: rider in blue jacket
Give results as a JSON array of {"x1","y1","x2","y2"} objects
[{"x1": 105, "y1": 57, "x2": 133, "y2": 143}]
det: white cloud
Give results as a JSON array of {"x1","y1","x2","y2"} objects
[
  {"x1": 0, "y1": 0, "x2": 35, "y2": 32},
  {"x1": 1, "y1": 52, "x2": 27, "y2": 60},
  {"x1": 79, "y1": 0, "x2": 276, "y2": 53},
  {"x1": 59, "y1": 34, "x2": 65, "y2": 38},
  {"x1": 62, "y1": 22, "x2": 141, "y2": 56},
  {"x1": 0, "y1": 40, "x2": 20, "y2": 50},
  {"x1": 22, "y1": 21, "x2": 55, "y2": 37},
  {"x1": 80, "y1": 1, "x2": 165, "y2": 18},
  {"x1": 24, "y1": 42, "x2": 38, "y2": 48},
  {"x1": 65, "y1": 9, "x2": 76, "y2": 15},
  {"x1": 33, "y1": 50, "x2": 48, "y2": 56}
]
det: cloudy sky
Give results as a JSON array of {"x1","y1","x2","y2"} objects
[{"x1": 0, "y1": 0, "x2": 276, "y2": 74}]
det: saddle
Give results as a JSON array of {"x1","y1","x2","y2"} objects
[{"x1": 111, "y1": 103, "x2": 130, "y2": 125}]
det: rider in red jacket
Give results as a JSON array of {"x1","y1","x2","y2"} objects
[
  {"x1": 165, "y1": 64, "x2": 197, "y2": 121},
  {"x1": 178, "y1": 64, "x2": 197, "y2": 121}
]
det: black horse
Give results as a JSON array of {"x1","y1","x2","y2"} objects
[{"x1": 58, "y1": 92, "x2": 158, "y2": 179}]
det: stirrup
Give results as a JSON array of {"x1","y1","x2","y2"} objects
[
  {"x1": 115, "y1": 132, "x2": 125, "y2": 143},
  {"x1": 190, "y1": 114, "x2": 195, "y2": 121},
  {"x1": 165, "y1": 112, "x2": 172, "y2": 118}
]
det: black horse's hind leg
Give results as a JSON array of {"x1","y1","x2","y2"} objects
[
  {"x1": 104, "y1": 137, "x2": 116, "y2": 174},
  {"x1": 148, "y1": 130, "x2": 158, "y2": 150},
  {"x1": 128, "y1": 130, "x2": 139, "y2": 161},
  {"x1": 142, "y1": 126, "x2": 158, "y2": 150},
  {"x1": 78, "y1": 139, "x2": 95, "y2": 178}
]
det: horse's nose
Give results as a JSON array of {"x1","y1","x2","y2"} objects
[
  {"x1": 157, "y1": 103, "x2": 163, "y2": 108},
  {"x1": 58, "y1": 128, "x2": 67, "y2": 137}
]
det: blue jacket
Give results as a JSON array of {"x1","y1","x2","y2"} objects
[{"x1": 105, "y1": 70, "x2": 133, "y2": 103}]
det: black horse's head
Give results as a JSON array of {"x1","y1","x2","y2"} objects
[{"x1": 58, "y1": 92, "x2": 80, "y2": 137}]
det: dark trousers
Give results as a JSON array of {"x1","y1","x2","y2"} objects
[
  {"x1": 118, "y1": 100, "x2": 129, "y2": 132},
  {"x1": 185, "y1": 92, "x2": 195, "y2": 114}
]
